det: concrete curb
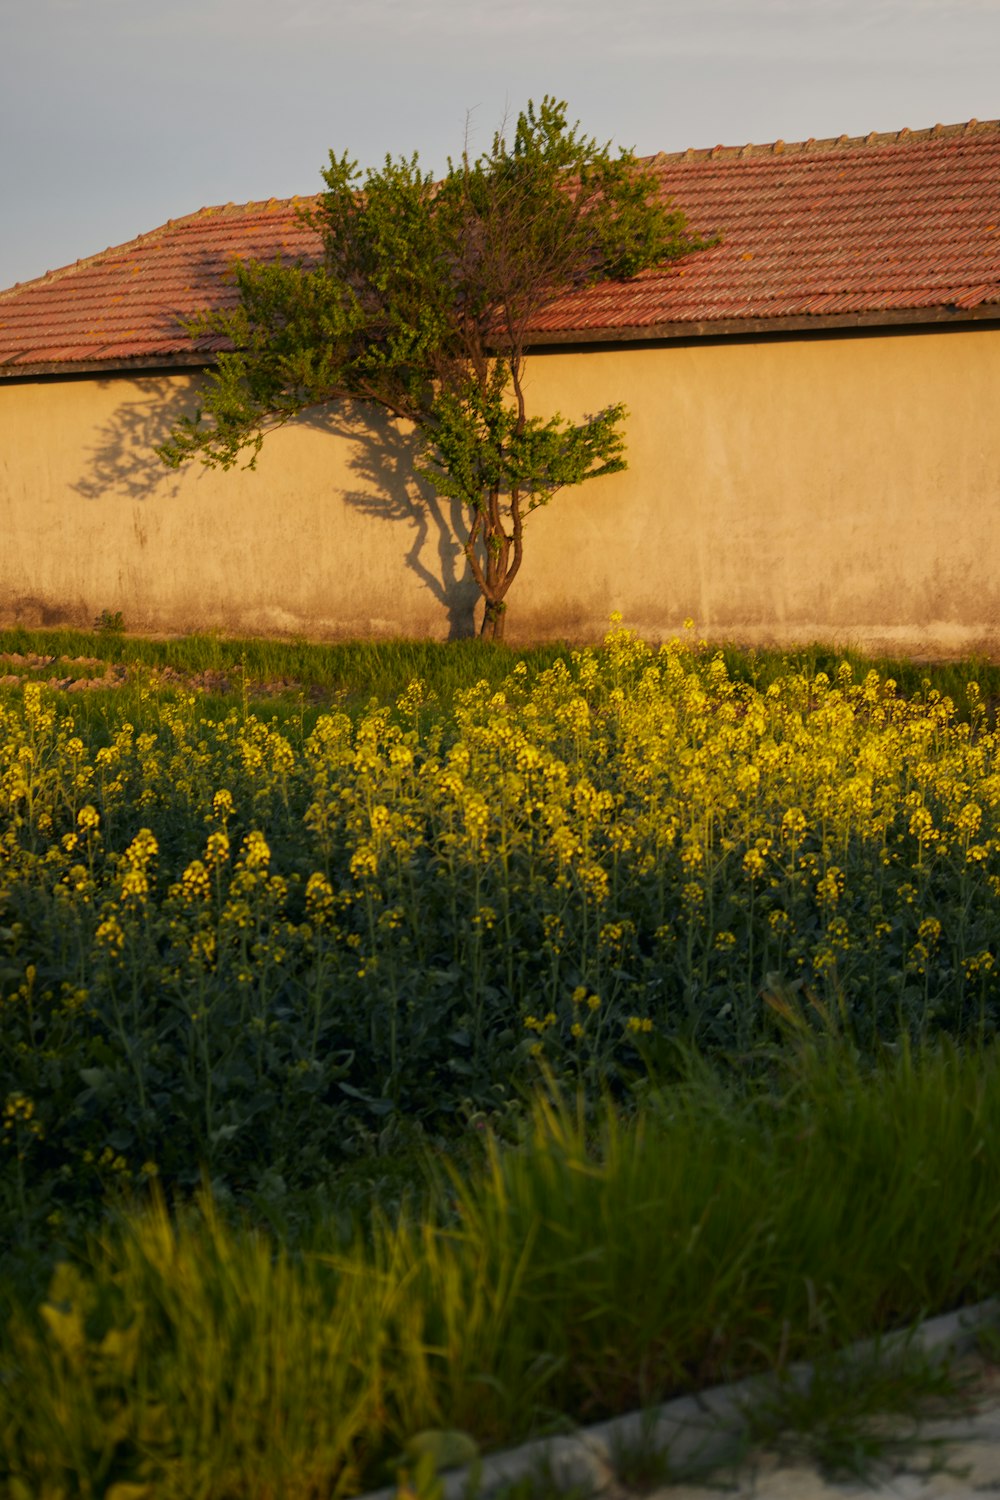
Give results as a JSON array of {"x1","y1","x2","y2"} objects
[{"x1": 363, "y1": 1299, "x2": 999, "y2": 1500}]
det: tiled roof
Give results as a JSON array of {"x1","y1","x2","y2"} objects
[{"x1": 2, "y1": 119, "x2": 1000, "y2": 373}]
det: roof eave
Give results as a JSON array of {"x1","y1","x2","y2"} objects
[
  {"x1": 0, "y1": 352, "x2": 214, "y2": 380},
  {"x1": 2, "y1": 304, "x2": 999, "y2": 379},
  {"x1": 524, "y1": 303, "x2": 1000, "y2": 347}
]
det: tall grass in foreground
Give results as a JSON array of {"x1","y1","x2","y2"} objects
[{"x1": 3, "y1": 1043, "x2": 1000, "y2": 1499}]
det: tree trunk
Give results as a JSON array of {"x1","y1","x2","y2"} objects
[
  {"x1": 468, "y1": 492, "x2": 514, "y2": 642},
  {"x1": 480, "y1": 599, "x2": 507, "y2": 641}
]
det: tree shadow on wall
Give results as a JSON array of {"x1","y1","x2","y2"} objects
[
  {"x1": 69, "y1": 375, "x2": 192, "y2": 505},
  {"x1": 300, "y1": 402, "x2": 481, "y2": 639},
  {"x1": 70, "y1": 379, "x2": 482, "y2": 639}
]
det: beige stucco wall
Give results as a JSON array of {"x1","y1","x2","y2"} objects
[{"x1": 1, "y1": 325, "x2": 998, "y2": 652}]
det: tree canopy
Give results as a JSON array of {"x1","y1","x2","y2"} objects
[{"x1": 159, "y1": 98, "x2": 714, "y2": 639}]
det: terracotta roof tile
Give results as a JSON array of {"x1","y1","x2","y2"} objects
[{"x1": 2, "y1": 121, "x2": 1000, "y2": 371}]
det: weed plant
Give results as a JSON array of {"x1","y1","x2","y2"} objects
[
  {"x1": 3, "y1": 1045, "x2": 1000, "y2": 1497},
  {"x1": 737, "y1": 1336, "x2": 974, "y2": 1483}
]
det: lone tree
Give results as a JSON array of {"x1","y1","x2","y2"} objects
[{"x1": 159, "y1": 98, "x2": 712, "y2": 640}]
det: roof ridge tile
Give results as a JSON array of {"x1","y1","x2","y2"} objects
[{"x1": 641, "y1": 117, "x2": 1000, "y2": 166}]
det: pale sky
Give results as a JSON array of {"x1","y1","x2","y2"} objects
[{"x1": 2, "y1": 0, "x2": 998, "y2": 291}]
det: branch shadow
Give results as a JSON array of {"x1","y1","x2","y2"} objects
[
  {"x1": 69, "y1": 380, "x2": 481, "y2": 639},
  {"x1": 301, "y1": 402, "x2": 481, "y2": 639},
  {"x1": 69, "y1": 375, "x2": 193, "y2": 505}
]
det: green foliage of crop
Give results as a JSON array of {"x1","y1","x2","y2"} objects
[{"x1": 4, "y1": 622, "x2": 1000, "y2": 1278}]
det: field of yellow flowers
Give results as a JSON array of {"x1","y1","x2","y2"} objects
[
  {"x1": 3, "y1": 621, "x2": 1000, "y2": 1245},
  {"x1": 5, "y1": 623, "x2": 1000, "y2": 1496}
]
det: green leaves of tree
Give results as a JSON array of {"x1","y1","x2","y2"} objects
[{"x1": 418, "y1": 380, "x2": 628, "y2": 517}]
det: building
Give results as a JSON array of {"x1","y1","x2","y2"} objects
[{"x1": 1, "y1": 120, "x2": 999, "y2": 650}]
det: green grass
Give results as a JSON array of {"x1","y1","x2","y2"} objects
[
  {"x1": 0, "y1": 628, "x2": 583, "y2": 753},
  {"x1": 4, "y1": 624, "x2": 1000, "y2": 724},
  {"x1": 3, "y1": 1042, "x2": 1000, "y2": 1498},
  {"x1": 0, "y1": 626, "x2": 573, "y2": 714}
]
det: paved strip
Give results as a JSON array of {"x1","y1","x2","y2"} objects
[{"x1": 362, "y1": 1302, "x2": 1000, "y2": 1500}]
